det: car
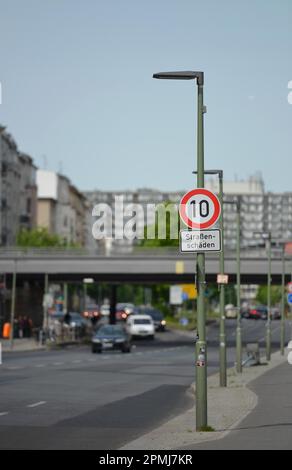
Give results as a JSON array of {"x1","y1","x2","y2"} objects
[
  {"x1": 100, "y1": 304, "x2": 110, "y2": 317},
  {"x1": 136, "y1": 307, "x2": 166, "y2": 331},
  {"x1": 248, "y1": 305, "x2": 268, "y2": 320},
  {"x1": 225, "y1": 304, "x2": 237, "y2": 319},
  {"x1": 68, "y1": 312, "x2": 89, "y2": 336},
  {"x1": 115, "y1": 303, "x2": 135, "y2": 321},
  {"x1": 271, "y1": 308, "x2": 281, "y2": 320},
  {"x1": 91, "y1": 324, "x2": 132, "y2": 353},
  {"x1": 49, "y1": 312, "x2": 88, "y2": 336},
  {"x1": 126, "y1": 314, "x2": 155, "y2": 339},
  {"x1": 83, "y1": 304, "x2": 101, "y2": 321}
]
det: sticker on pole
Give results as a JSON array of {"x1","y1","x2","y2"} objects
[
  {"x1": 287, "y1": 282, "x2": 292, "y2": 293},
  {"x1": 179, "y1": 188, "x2": 221, "y2": 229},
  {"x1": 180, "y1": 229, "x2": 221, "y2": 253},
  {"x1": 287, "y1": 293, "x2": 292, "y2": 305}
]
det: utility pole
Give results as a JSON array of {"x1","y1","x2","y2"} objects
[
  {"x1": 195, "y1": 73, "x2": 207, "y2": 430},
  {"x1": 9, "y1": 260, "x2": 17, "y2": 350},
  {"x1": 266, "y1": 233, "x2": 272, "y2": 361},
  {"x1": 254, "y1": 231, "x2": 272, "y2": 361},
  {"x1": 218, "y1": 171, "x2": 226, "y2": 387},
  {"x1": 280, "y1": 245, "x2": 286, "y2": 356},
  {"x1": 153, "y1": 69, "x2": 207, "y2": 430},
  {"x1": 236, "y1": 199, "x2": 242, "y2": 373}
]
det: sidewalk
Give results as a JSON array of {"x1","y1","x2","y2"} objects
[
  {"x1": 1, "y1": 338, "x2": 45, "y2": 353},
  {"x1": 120, "y1": 351, "x2": 287, "y2": 450},
  {"x1": 183, "y1": 358, "x2": 292, "y2": 450}
]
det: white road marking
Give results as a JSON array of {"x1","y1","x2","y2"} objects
[
  {"x1": 53, "y1": 362, "x2": 64, "y2": 366},
  {"x1": 7, "y1": 366, "x2": 22, "y2": 370},
  {"x1": 0, "y1": 412, "x2": 9, "y2": 417},
  {"x1": 35, "y1": 364, "x2": 46, "y2": 368},
  {"x1": 72, "y1": 360, "x2": 81, "y2": 364},
  {"x1": 27, "y1": 401, "x2": 46, "y2": 408}
]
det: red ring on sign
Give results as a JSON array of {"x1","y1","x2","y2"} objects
[{"x1": 179, "y1": 188, "x2": 221, "y2": 229}]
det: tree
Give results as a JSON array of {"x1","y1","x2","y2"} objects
[
  {"x1": 17, "y1": 227, "x2": 71, "y2": 247},
  {"x1": 256, "y1": 285, "x2": 282, "y2": 306},
  {"x1": 140, "y1": 201, "x2": 179, "y2": 247}
]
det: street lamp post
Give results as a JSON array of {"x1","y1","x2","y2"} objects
[
  {"x1": 254, "y1": 231, "x2": 272, "y2": 361},
  {"x1": 225, "y1": 198, "x2": 242, "y2": 373},
  {"x1": 153, "y1": 70, "x2": 208, "y2": 430},
  {"x1": 280, "y1": 245, "x2": 286, "y2": 356},
  {"x1": 193, "y1": 169, "x2": 227, "y2": 386}
]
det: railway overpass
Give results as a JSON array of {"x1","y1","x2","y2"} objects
[{"x1": 0, "y1": 248, "x2": 290, "y2": 285}]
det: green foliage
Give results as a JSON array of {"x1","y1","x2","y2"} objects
[
  {"x1": 17, "y1": 227, "x2": 74, "y2": 248},
  {"x1": 256, "y1": 285, "x2": 282, "y2": 306},
  {"x1": 140, "y1": 201, "x2": 179, "y2": 247}
]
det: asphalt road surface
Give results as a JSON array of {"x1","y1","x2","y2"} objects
[{"x1": 0, "y1": 319, "x2": 289, "y2": 449}]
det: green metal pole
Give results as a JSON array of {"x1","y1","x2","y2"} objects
[
  {"x1": 266, "y1": 235, "x2": 272, "y2": 361},
  {"x1": 64, "y1": 282, "x2": 68, "y2": 314},
  {"x1": 280, "y1": 246, "x2": 285, "y2": 356},
  {"x1": 218, "y1": 173, "x2": 227, "y2": 387},
  {"x1": 9, "y1": 260, "x2": 17, "y2": 350},
  {"x1": 195, "y1": 76, "x2": 207, "y2": 431},
  {"x1": 236, "y1": 200, "x2": 242, "y2": 373},
  {"x1": 83, "y1": 283, "x2": 87, "y2": 312},
  {"x1": 43, "y1": 273, "x2": 49, "y2": 333}
]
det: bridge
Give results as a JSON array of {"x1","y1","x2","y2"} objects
[{"x1": 0, "y1": 247, "x2": 290, "y2": 284}]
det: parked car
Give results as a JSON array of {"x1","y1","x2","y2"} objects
[
  {"x1": 271, "y1": 307, "x2": 281, "y2": 320},
  {"x1": 126, "y1": 314, "x2": 155, "y2": 339},
  {"x1": 48, "y1": 312, "x2": 88, "y2": 338},
  {"x1": 225, "y1": 304, "x2": 237, "y2": 319},
  {"x1": 91, "y1": 324, "x2": 132, "y2": 353},
  {"x1": 136, "y1": 307, "x2": 166, "y2": 331},
  {"x1": 248, "y1": 305, "x2": 268, "y2": 320}
]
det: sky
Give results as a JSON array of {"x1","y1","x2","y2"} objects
[{"x1": 0, "y1": 0, "x2": 292, "y2": 193}]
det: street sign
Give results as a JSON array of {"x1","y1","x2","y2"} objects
[
  {"x1": 287, "y1": 282, "x2": 292, "y2": 293},
  {"x1": 288, "y1": 293, "x2": 292, "y2": 305},
  {"x1": 170, "y1": 285, "x2": 183, "y2": 305},
  {"x1": 180, "y1": 229, "x2": 221, "y2": 253},
  {"x1": 285, "y1": 242, "x2": 292, "y2": 255},
  {"x1": 181, "y1": 284, "x2": 197, "y2": 300},
  {"x1": 217, "y1": 274, "x2": 229, "y2": 284},
  {"x1": 42, "y1": 293, "x2": 54, "y2": 309},
  {"x1": 179, "y1": 188, "x2": 221, "y2": 229}
]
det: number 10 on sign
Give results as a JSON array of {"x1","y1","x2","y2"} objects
[{"x1": 179, "y1": 188, "x2": 221, "y2": 230}]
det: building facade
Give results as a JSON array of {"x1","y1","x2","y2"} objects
[
  {"x1": 0, "y1": 127, "x2": 37, "y2": 246},
  {"x1": 85, "y1": 175, "x2": 292, "y2": 253},
  {"x1": 37, "y1": 170, "x2": 87, "y2": 246}
]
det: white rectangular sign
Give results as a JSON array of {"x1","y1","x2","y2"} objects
[
  {"x1": 180, "y1": 229, "x2": 221, "y2": 253},
  {"x1": 170, "y1": 285, "x2": 183, "y2": 305}
]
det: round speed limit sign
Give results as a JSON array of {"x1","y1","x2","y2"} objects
[{"x1": 179, "y1": 188, "x2": 221, "y2": 229}]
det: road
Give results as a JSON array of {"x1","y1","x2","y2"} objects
[{"x1": 0, "y1": 319, "x2": 290, "y2": 449}]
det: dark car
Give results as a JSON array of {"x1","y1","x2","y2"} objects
[
  {"x1": 136, "y1": 307, "x2": 166, "y2": 331},
  {"x1": 49, "y1": 312, "x2": 88, "y2": 336},
  {"x1": 248, "y1": 305, "x2": 268, "y2": 320},
  {"x1": 91, "y1": 324, "x2": 132, "y2": 353}
]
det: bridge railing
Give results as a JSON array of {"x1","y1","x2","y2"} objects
[{"x1": 0, "y1": 245, "x2": 282, "y2": 259}]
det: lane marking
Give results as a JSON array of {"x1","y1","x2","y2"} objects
[
  {"x1": 6, "y1": 366, "x2": 22, "y2": 370},
  {"x1": 35, "y1": 364, "x2": 46, "y2": 368},
  {"x1": 27, "y1": 401, "x2": 47, "y2": 408},
  {"x1": 0, "y1": 412, "x2": 9, "y2": 417},
  {"x1": 53, "y1": 362, "x2": 64, "y2": 366},
  {"x1": 72, "y1": 360, "x2": 81, "y2": 364}
]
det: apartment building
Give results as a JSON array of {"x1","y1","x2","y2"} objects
[
  {"x1": 37, "y1": 170, "x2": 87, "y2": 246},
  {"x1": 0, "y1": 127, "x2": 37, "y2": 246}
]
